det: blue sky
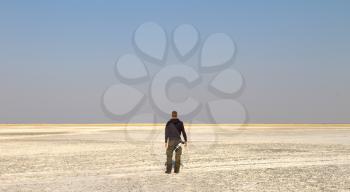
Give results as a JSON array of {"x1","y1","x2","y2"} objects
[{"x1": 0, "y1": 0, "x2": 349, "y2": 123}]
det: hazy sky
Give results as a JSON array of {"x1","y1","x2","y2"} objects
[{"x1": 0, "y1": 0, "x2": 349, "y2": 123}]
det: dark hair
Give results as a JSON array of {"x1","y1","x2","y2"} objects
[{"x1": 172, "y1": 111, "x2": 177, "y2": 117}]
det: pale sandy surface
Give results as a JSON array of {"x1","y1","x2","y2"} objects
[{"x1": 0, "y1": 125, "x2": 350, "y2": 192}]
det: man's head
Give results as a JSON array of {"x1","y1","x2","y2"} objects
[{"x1": 171, "y1": 111, "x2": 178, "y2": 119}]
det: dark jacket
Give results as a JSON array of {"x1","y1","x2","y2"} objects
[{"x1": 165, "y1": 118, "x2": 187, "y2": 143}]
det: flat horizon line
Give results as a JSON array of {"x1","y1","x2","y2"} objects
[{"x1": 1, "y1": 123, "x2": 350, "y2": 127}]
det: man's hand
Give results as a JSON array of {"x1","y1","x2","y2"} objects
[
  {"x1": 165, "y1": 143, "x2": 168, "y2": 149},
  {"x1": 184, "y1": 142, "x2": 187, "y2": 147}
]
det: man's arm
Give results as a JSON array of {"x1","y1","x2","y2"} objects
[
  {"x1": 165, "y1": 122, "x2": 169, "y2": 143},
  {"x1": 165, "y1": 123, "x2": 169, "y2": 148},
  {"x1": 164, "y1": 125, "x2": 168, "y2": 143}
]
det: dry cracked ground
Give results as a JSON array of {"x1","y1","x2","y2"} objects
[{"x1": 0, "y1": 125, "x2": 349, "y2": 192}]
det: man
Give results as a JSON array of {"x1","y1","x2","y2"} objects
[{"x1": 165, "y1": 111, "x2": 187, "y2": 174}]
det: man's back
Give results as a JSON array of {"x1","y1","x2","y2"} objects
[{"x1": 165, "y1": 118, "x2": 187, "y2": 143}]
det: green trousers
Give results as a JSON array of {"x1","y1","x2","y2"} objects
[{"x1": 166, "y1": 139, "x2": 182, "y2": 173}]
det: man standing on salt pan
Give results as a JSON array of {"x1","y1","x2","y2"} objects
[{"x1": 164, "y1": 111, "x2": 187, "y2": 174}]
